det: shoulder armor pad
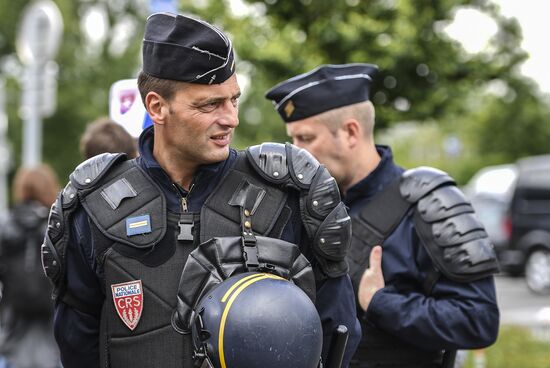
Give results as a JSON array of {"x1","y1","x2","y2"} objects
[
  {"x1": 287, "y1": 144, "x2": 320, "y2": 188},
  {"x1": 417, "y1": 185, "x2": 474, "y2": 222},
  {"x1": 311, "y1": 202, "x2": 352, "y2": 278},
  {"x1": 247, "y1": 143, "x2": 348, "y2": 277},
  {"x1": 400, "y1": 167, "x2": 455, "y2": 203},
  {"x1": 246, "y1": 142, "x2": 320, "y2": 188},
  {"x1": 247, "y1": 143, "x2": 289, "y2": 183},
  {"x1": 60, "y1": 181, "x2": 78, "y2": 208},
  {"x1": 414, "y1": 183, "x2": 500, "y2": 282},
  {"x1": 70, "y1": 153, "x2": 126, "y2": 190},
  {"x1": 41, "y1": 193, "x2": 72, "y2": 299},
  {"x1": 306, "y1": 166, "x2": 340, "y2": 219}
]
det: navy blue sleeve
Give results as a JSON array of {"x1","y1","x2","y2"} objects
[
  {"x1": 366, "y1": 219, "x2": 499, "y2": 350},
  {"x1": 53, "y1": 208, "x2": 103, "y2": 368},
  {"x1": 316, "y1": 275, "x2": 361, "y2": 368}
]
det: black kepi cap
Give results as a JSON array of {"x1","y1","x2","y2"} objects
[
  {"x1": 142, "y1": 12, "x2": 235, "y2": 84},
  {"x1": 265, "y1": 63, "x2": 378, "y2": 122}
]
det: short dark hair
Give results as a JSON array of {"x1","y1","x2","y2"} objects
[
  {"x1": 80, "y1": 117, "x2": 137, "y2": 159},
  {"x1": 137, "y1": 71, "x2": 183, "y2": 105}
]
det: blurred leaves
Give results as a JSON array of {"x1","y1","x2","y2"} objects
[
  {"x1": 187, "y1": 0, "x2": 546, "y2": 176},
  {"x1": 0, "y1": 0, "x2": 147, "y2": 180},
  {"x1": 0, "y1": 0, "x2": 549, "y2": 185}
]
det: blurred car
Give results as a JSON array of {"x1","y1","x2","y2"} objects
[
  {"x1": 465, "y1": 156, "x2": 550, "y2": 295},
  {"x1": 508, "y1": 155, "x2": 550, "y2": 295},
  {"x1": 463, "y1": 164, "x2": 517, "y2": 270}
]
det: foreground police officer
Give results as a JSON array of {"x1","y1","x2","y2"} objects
[
  {"x1": 266, "y1": 63, "x2": 500, "y2": 368},
  {"x1": 41, "y1": 14, "x2": 360, "y2": 368}
]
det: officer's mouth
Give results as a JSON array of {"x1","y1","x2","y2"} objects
[{"x1": 210, "y1": 133, "x2": 231, "y2": 147}]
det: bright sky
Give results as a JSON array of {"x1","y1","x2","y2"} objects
[
  {"x1": 497, "y1": 0, "x2": 550, "y2": 93},
  {"x1": 447, "y1": 0, "x2": 550, "y2": 93}
]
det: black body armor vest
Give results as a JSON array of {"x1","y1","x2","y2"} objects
[{"x1": 42, "y1": 143, "x2": 352, "y2": 368}]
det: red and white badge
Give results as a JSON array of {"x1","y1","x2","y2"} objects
[{"x1": 111, "y1": 280, "x2": 143, "y2": 331}]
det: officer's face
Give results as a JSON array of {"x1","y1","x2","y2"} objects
[
  {"x1": 286, "y1": 118, "x2": 351, "y2": 188},
  {"x1": 163, "y1": 74, "x2": 241, "y2": 165}
]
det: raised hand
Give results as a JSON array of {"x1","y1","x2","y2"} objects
[{"x1": 357, "y1": 245, "x2": 385, "y2": 311}]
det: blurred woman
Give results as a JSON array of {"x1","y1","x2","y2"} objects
[{"x1": 0, "y1": 164, "x2": 61, "y2": 368}]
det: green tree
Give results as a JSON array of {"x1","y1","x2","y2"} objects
[
  {"x1": 186, "y1": 0, "x2": 530, "y2": 145},
  {"x1": 0, "y1": 0, "x2": 145, "y2": 182},
  {"x1": 1, "y1": 0, "x2": 548, "y2": 188},
  {"x1": 460, "y1": 76, "x2": 550, "y2": 162}
]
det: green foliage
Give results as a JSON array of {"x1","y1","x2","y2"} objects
[
  {"x1": 0, "y1": 0, "x2": 549, "y2": 189},
  {"x1": 463, "y1": 325, "x2": 550, "y2": 368},
  {"x1": 378, "y1": 121, "x2": 488, "y2": 184},
  {"x1": 0, "y1": 0, "x2": 146, "y2": 182},
  {"x1": 464, "y1": 82, "x2": 550, "y2": 162},
  {"x1": 185, "y1": 0, "x2": 548, "y2": 178},
  {"x1": 231, "y1": 0, "x2": 527, "y2": 126}
]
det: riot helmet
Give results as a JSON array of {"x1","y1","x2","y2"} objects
[{"x1": 191, "y1": 272, "x2": 323, "y2": 368}]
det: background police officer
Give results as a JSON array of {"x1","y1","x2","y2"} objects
[
  {"x1": 42, "y1": 15, "x2": 360, "y2": 368},
  {"x1": 266, "y1": 63, "x2": 500, "y2": 368}
]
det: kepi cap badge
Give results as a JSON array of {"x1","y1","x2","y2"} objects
[{"x1": 284, "y1": 100, "x2": 295, "y2": 119}]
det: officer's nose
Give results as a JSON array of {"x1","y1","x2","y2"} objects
[{"x1": 218, "y1": 100, "x2": 239, "y2": 128}]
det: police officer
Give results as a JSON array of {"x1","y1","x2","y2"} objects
[
  {"x1": 41, "y1": 14, "x2": 360, "y2": 368},
  {"x1": 266, "y1": 63, "x2": 500, "y2": 368}
]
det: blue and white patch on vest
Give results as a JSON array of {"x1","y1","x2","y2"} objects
[{"x1": 126, "y1": 215, "x2": 152, "y2": 236}]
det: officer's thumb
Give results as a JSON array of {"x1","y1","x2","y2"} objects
[{"x1": 369, "y1": 245, "x2": 383, "y2": 272}]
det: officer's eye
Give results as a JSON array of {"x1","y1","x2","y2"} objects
[
  {"x1": 296, "y1": 135, "x2": 314, "y2": 144},
  {"x1": 230, "y1": 96, "x2": 239, "y2": 108},
  {"x1": 198, "y1": 101, "x2": 220, "y2": 113}
]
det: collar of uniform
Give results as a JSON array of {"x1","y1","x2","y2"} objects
[
  {"x1": 136, "y1": 125, "x2": 238, "y2": 212},
  {"x1": 343, "y1": 145, "x2": 403, "y2": 205}
]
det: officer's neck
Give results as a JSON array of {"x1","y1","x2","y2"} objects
[
  {"x1": 343, "y1": 140, "x2": 381, "y2": 194},
  {"x1": 153, "y1": 145, "x2": 196, "y2": 190}
]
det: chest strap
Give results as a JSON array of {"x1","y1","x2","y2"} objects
[{"x1": 348, "y1": 178, "x2": 424, "y2": 293}]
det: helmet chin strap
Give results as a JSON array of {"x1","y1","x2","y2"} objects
[
  {"x1": 192, "y1": 311, "x2": 211, "y2": 365},
  {"x1": 199, "y1": 358, "x2": 214, "y2": 368}
]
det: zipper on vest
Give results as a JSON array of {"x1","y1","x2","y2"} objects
[
  {"x1": 174, "y1": 183, "x2": 196, "y2": 241},
  {"x1": 173, "y1": 183, "x2": 195, "y2": 213}
]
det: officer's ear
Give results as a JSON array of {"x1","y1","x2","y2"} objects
[
  {"x1": 341, "y1": 118, "x2": 361, "y2": 149},
  {"x1": 145, "y1": 92, "x2": 169, "y2": 126}
]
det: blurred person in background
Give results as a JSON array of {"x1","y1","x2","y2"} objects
[
  {"x1": 79, "y1": 116, "x2": 138, "y2": 159},
  {"x1": 0, "y1": 164, "x2": 61, "y2": 368},
  {"x1": 266, "y1": 63, "x2": 500, "y2": 368}
]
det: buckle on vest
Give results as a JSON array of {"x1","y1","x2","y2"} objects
[
  {"x1": 242, "y1": 233, "x2": 259, "y2": 269},
  {"x1": 178, "y1": 213, "x2": 195, "y2": 241}
]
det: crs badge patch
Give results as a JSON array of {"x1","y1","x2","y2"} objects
[{"x1": 111, "y1": 280, "x2": 143, "y2": 331}]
